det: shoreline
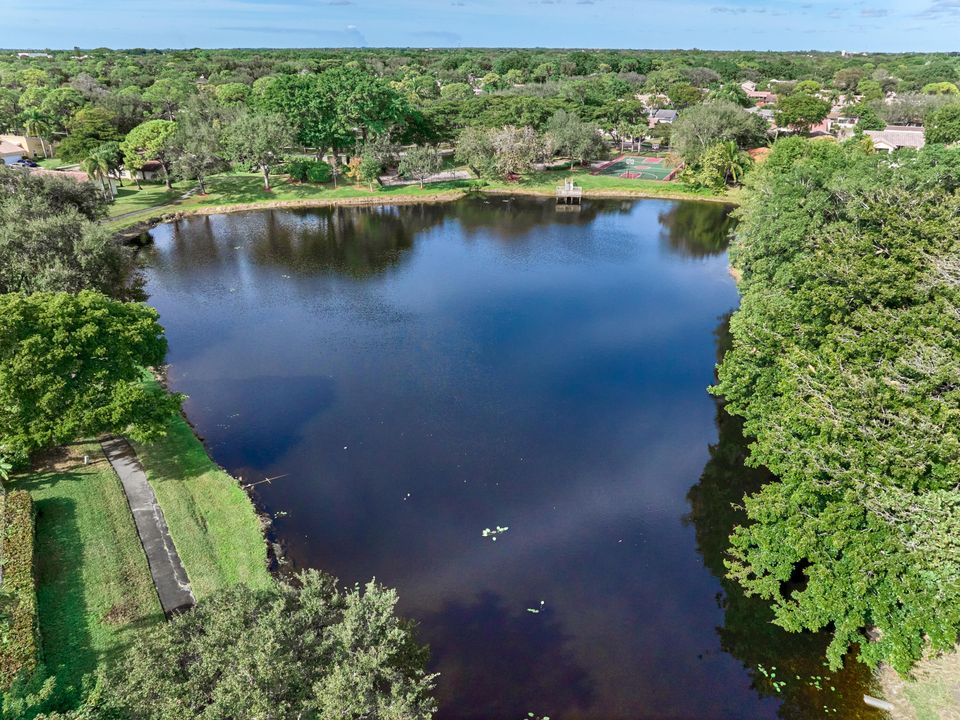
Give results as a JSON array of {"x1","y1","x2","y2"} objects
[{"x1": 113, "y1": 185, "x2": 737, "y2": 239}]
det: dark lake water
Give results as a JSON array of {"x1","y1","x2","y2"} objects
[{"x1": 143, "y1": 197, "x2": 873, "y2": 720}]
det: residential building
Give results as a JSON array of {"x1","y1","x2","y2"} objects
[
  {"x1": 0, "y1": 140, "x2": 24, "y2": 164},
  {"x1": 0, "y1": 135, "x2": 45, "y2": 158},
  {"x1": 648, "y1": 109, "x2": 678, "y2": 126},
  {"x1": 864, "y1": 125, "x2": 926, "y2": 152}
]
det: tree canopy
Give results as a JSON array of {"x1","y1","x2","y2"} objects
[
  {"x1": 0, "y1": 166, "x2": 131, "y2": 297},
  {"x1": 715, "y1": 137, "x2": 960, "y2": 673},
  {"x1": 101, "y1": 571, "x2": 436, "y2": 720},
  {"x1": 0, "y1": 291, "x2": 181, "y2": 463}
]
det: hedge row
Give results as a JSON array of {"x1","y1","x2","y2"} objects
[{"x1": 0, "y1": 490, "x2": 39, "y2": 688}]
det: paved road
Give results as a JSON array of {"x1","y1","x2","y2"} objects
[{"x1": 101, "y1": 437, "x2": 195, "y2": 614}]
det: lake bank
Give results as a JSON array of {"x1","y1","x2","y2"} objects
[{"x1": 108, "y1": 171, "x2": 739, "y2": 236}]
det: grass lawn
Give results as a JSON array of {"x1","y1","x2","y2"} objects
[
  {"x1": 880, "y1": 655, "x2": 960, "y2": 720},
  {"x1": 107, "y1": 181, "x2": 189, "y2": 218},
  {"x1": 132, "y1": 408, "x2": 271, "y2": 599},
  {"x1": 36, "y1": 158, "x2": 68, "y2": 170},
  {"x1": 12, "y1": 443, "x2": 163, "y2": 711}
]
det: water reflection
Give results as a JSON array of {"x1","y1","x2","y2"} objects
[
  {"x1": 144, "y1": 197, "x2": 733, "y2": 284},
  {"x1": 685, "y1": 316, "x2": 876, "y2": 719},
  {"x1": 658, "y1": 202, "x2": 736, "y2": 258},
  {"x1": 421, "y1": 592, "x2": 595, "y2": 720}
]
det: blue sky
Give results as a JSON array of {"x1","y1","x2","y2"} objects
[{"x1": 9, "y1": 0, "x2": 960, "y2": 52}]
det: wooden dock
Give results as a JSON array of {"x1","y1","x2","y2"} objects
[{"x1": 556, "y1": 180, "x2": 583, "y2": 205}]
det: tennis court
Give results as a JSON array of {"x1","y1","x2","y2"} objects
[{"x1": 592, "y1": 155, "x2": 678, "y2": 181}]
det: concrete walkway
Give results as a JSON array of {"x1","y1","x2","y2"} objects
[{"x1": 101, "y1": 437, "x2": 195, "y2": 614}]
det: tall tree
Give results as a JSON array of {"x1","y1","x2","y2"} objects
[
  {"x1": 168, "y1": 96, "x2": 231, "y2": 194},
  {"x1": 18, "y1": 108, "x2": 52, "y2": 158},
  {"x1": 398, "y1": 145, "x2": 442, "y2": 188},
  {"x1": 774, "y1": 93, "x2": 831, "y2": 134},
  {"x1": 545, "y1": 110, "x2": 604, "y2": 168},
  {"x1": 120, "y1": 119, "x2": 177, "y2": 189},
  {"x1": 925, "y1": 103, "x2": 960, "y2": 145},
  {"x1": 222, "y1": 110, "x2": 294, "y2": 191},
  {"x1": 671, "y1": 100, "x2": 769, "y2": 164}
]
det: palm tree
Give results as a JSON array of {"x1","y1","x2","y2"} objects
[
  {"x1": 717, "y1": 141, "x2": 752, "y2": 185},
  {"x1": 82, "y1": 148, "x2": 113, "y2": 200},
  {"x1": 19, "y1": 108, "x2": 52, "y2": 158}
]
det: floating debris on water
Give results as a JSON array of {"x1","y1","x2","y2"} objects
[
  {"x1": 482, "y1": 526, "x2": 509, "y2": 541},
  {"x1": 526, "y1": 600, "x2": 546, "y2": 614}
]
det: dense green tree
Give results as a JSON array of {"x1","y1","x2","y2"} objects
[
  {"x1": 439, "y1": 82, "x2": 473, "y2": 101},
  {"x1": 213, "y1": 81, "x2": 250, "y2": 104},
  {"x1": 0, "y1": 291, "x2": 181, "y2": 464},
  {"x1": 222, "y1": 110, "x2": 294, "y2": 190},
  {"x1": 922, "y1": 81, "x2": 960, "y2": 96},
  {"x1": 845, "y1": 103, "x2": 885, "y2": 131},
  {"x1": 120, "y1": 119, "x2": 177, "y2": 189},
  {"x1": 707, "y1": 84, "x2": 753, "y2": 108},
  {"x1": 57, "y1": 107, "x2": 120, "y2": 163},
  {"x1": 102, "y1": 571, "x2": 436, "y2": 720},
  {"x1": 715, "y1": 137, "x2": 960, "y2": 673},
  {"x1": 0, "y1": 167, "x2": 131, "y2": 298},
  {"x1": 670, "y1": 100, "x2": 769, "y2": 164},
  {"x1": 774, "y1": 93, "x2": 831, "y2": 133},
  {"x1": 142, "y1": 76, "x2": 195, "y2": 119},
  {"x1": 544, "y1": 110, "x2": 604, "y2": 168},
  {"x1": 454, "y1": 126, "x2": 497, "y2": 178},
  {"x1": 666, "y1": 82, "x2": 703, "y2": 109},
  {"x1": 694, "y1": 140, "x2": 752, "y2": 189},
  {"x1": 37, "y1": 87, "x2": 83, "y2": 131},
  {"x1": 925, "y1": 103, "x2": 960, "y2": 145}
]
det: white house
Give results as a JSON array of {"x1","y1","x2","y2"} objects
[
  {"x1": 864, "y1": 126, "x2": 926, "y2": 153},
  {"x1": 0, "y1": 140, "x2": 24, "y2": 164}
]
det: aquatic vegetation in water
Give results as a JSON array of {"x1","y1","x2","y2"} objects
[{"x1": 482, "y1": 526, "x2": 509, "y2": 541}]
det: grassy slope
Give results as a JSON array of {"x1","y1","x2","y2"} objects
[
  {"x1": 12, "y1": 443, "x2": 163, "y2": 709},
  {"x1": 132, "y1": 410, "x2": 272, "y2": 599},
  {"x1": 108, "y1": 181, "x2": 187, "y2": 217}
]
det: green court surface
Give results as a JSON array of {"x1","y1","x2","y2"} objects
[{"x1": 593, "y1": 155, "x2": 677, "y2": 181}]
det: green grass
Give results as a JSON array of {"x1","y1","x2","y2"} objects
[
  {"x1": 36, "y1": 158, "x2": 67, "y2": 170},
  {"x1": 880, "y1": 656, "x2": 960, "y2": 720},
  {"x1": 11, "y1": 443, "x2": 163, "y2": 710},
  {"x1": 104, "y1": 166, "x2": 736, "y2": 232},
  {"x1": 107, "y1": 181, "x2": 188, "y2": 218},
  {"x1": 132, "y1": 409, "x2": 271, "y2": 599}
]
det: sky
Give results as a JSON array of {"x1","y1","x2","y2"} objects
[{"x1": 8, "y1": 0, "x2": 960, "y2": 52}]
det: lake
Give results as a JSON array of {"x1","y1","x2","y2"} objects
[{"x1": 143, "y1": 197, "x2": 872, "y2": 719}]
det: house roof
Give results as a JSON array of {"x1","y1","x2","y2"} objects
[
  {"x1": 140, "y1": 160, "x2": 163, "y2": 171},
  {"x1": 864, "y1": 126, "x2": 925, "y2": 150},
  {"x1": 0, "y1": 140, "x2": 24, "y2": 155},
  {"x1": 28, "y1": 167, "x2": 91, "y2": 183},
  {"x1": 652, "y1": 109, "x2": 678, "y2": 121}
]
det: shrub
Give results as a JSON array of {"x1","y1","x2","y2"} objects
[
  {"x1": 0, "y1": 491, "x2": 39, "y2": 689},
  {"x1": 286, "y1": 159, "x2": 332, "y2": 184}
]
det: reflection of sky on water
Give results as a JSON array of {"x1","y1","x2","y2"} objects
[{"x1": 143, "y1": 197, "x2": 862, "y2": 719}]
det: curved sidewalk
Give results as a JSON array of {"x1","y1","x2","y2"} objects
[{"x1": 101, "y1": 437, "x2": 195, "y2": 615}]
